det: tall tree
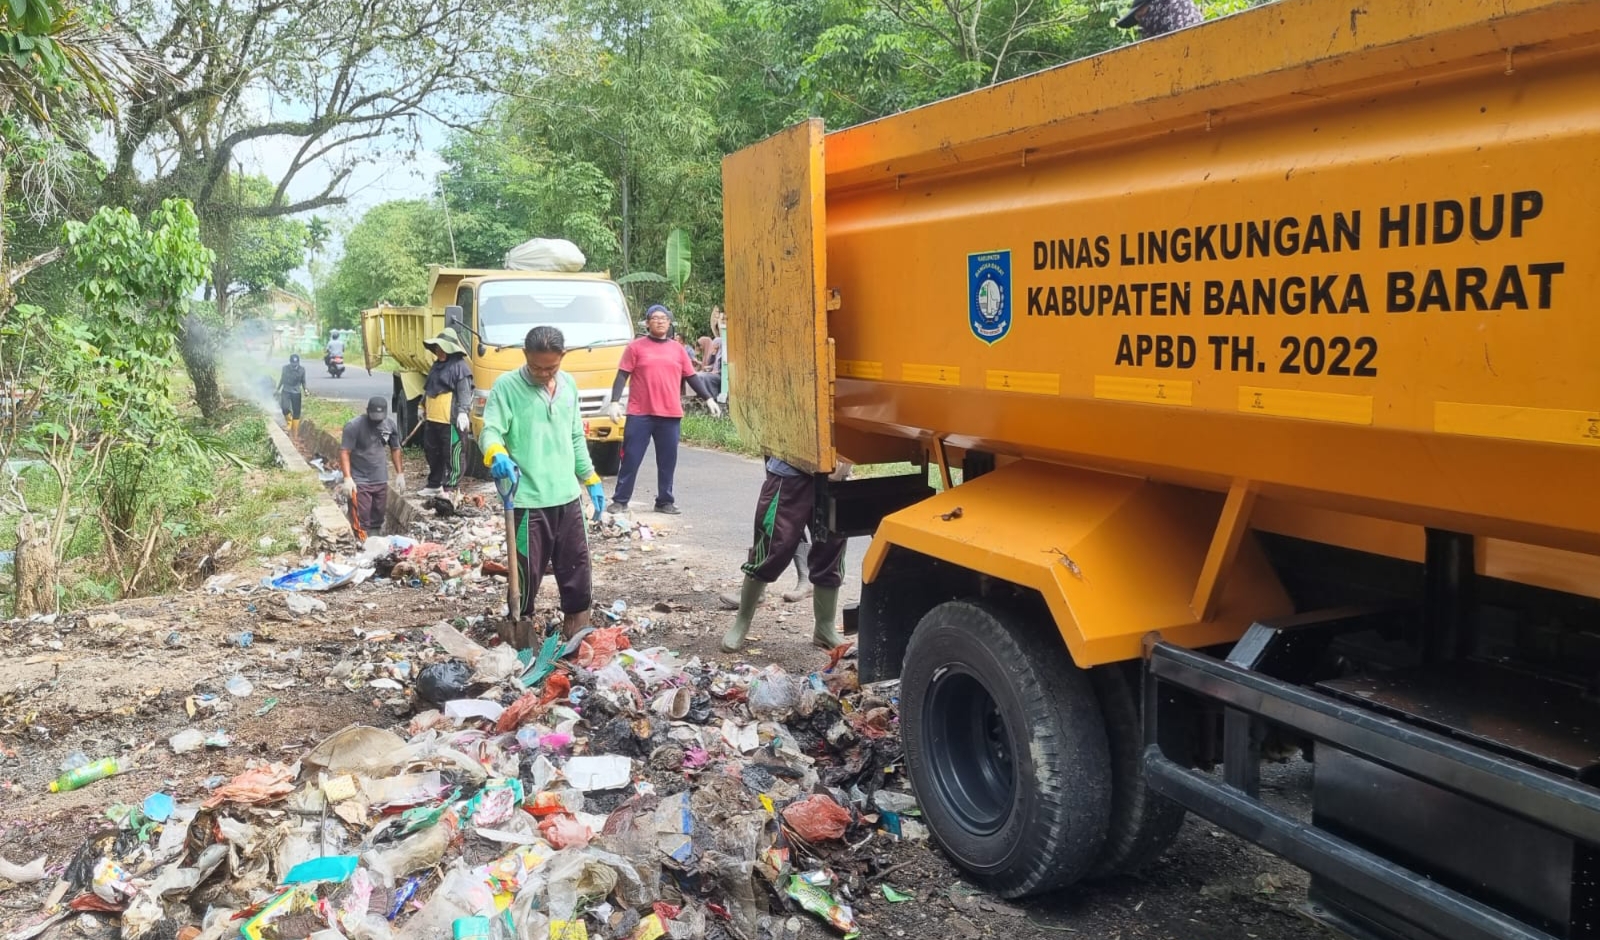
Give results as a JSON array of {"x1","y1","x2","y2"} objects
[
  {"x1": 209, "y1": 174, "x2": 308, "y2": 301},
  {"x1": 321, "y1": 200, "x2": 444, "y2": 329},
  {"x1": 100, "y1": 0, "x2": 534, "y2": 319},
  {"x1": 500, "y1": 0, "x2": 724, "y2": 281}
]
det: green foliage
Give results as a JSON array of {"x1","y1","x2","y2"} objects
[
  {"x1": 321, "y1": 200, "x2": 444, "y2": 329},
  {"x1": 680, "y1": 412, "x2": 761, "y2": 457},
  {"x1": 665, "y1": 228, "x2": 692, "y2": 300},
  {"x1": 218, "y1": 175, "x2": 309, "y2": 297}
]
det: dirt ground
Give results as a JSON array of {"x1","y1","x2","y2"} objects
[{"x1": 0, "y1": 463, "x2": 1331, "y2": 940}]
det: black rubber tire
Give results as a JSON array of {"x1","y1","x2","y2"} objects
[
  {"x1": 1086, "y1": 664, "x2": 1185, "y2": 879},
  {"x1": 589, "y1": 441, "x2": 622, "y2": 477},
  {"x1": 902, "y1": 599, "x2": 1112, "y2": 898}
]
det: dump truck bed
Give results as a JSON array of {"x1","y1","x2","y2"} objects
[{"x1": 727, "y1": 0, "x2": 1600, "y2": 559}]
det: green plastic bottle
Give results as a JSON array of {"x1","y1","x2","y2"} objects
[{"x1": 48, "y1": 755, "x2": 130, "y2": 793}]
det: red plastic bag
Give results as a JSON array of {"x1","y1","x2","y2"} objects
[
  {"x1": 782, "y1": 795, "x2": 852, "y2": 842},
  {"x1": 575, "y1": 626, "x2": 631, "y2": 669},
  {"x1": 495, "y1": 690, "x2": 541, "y2": 733},
  {"x1": 538, "y1": 671, "x2": 572, "y2": 706}
]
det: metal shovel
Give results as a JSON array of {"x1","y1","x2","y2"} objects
[{"x1": 494, "y1": 465, "x2": 530, "y2": 648}]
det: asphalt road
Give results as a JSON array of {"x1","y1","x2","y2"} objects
[
  {"x1": 303, "y1": 362, "x2": 394, "y2": 408},
  {"x1": 606, "y1": 444, "x2": 869, "y2": 604}
]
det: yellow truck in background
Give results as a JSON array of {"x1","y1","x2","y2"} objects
[
  {"x1": 361, "y1": 265, "x2": 633, "y2": 475},
  {"x1": 724, "y1": 1, "x2": 1600, "y2": 938}
]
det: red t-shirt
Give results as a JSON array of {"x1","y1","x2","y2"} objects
[{"x1": 619, "y1": 336, "x2": 696, "y2": 418}]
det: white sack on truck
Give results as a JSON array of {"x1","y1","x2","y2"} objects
[{"x1": 503, "y1": 238, "x2": 586, "y2": 273}]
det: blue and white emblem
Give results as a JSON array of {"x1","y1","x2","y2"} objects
[{"x1": 968, "y1": 250, "x2": 1012, "y2": 345}]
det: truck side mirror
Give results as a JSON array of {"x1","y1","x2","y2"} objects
[{"x1": 444, "y1": 305, "x2": 464, "y2": 328}]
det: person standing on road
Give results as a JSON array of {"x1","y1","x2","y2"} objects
[
  {"x1": 480, "y1": 326, "x2": 607, "y2": 640},
  {"x1": 722, "y1": 457, "x2": 853, "y2": 653},
  {"x1": 419, "y1": 330, "x2": 474, "y2": 499},
  {"x1": 607, "y1": 305, "x2": 721, "y2": 515},
  {"x1": 277, "y1": 354, "x2": 306, "y2": 439},
  {"x1": 339, "y1": 396, "x2": 405, "y2": 538}
]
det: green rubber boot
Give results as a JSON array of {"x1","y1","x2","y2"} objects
[
  {"x1": 721, "y1": 576, "x2": 767, "y2": 652},
  {"x1": 812, "y1": 586, "x2": 845, "y2": 650}
]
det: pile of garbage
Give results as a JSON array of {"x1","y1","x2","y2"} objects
[{"x1": 3, "y1": 616, "x2": 919, "y2": 940}]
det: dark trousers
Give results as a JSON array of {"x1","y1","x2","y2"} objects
[
  {"x1": 353, "y1": 482, "x2": 387, "y2": 535},
  {"x1": 280, "y1": 391, "x2": 302, "y2": 419},
  {"x1": 514, "y1": 499, "x2": 592, "y2": 617},
  {"x1": 742, "y1": 470, "x2": 846, "y2": 588},
  {"x1": 422, "y1": 421, "x2": 463, "y2": 489},
  {"x1": 612, "y1": 415, "x2": 681, "y2": 508}
]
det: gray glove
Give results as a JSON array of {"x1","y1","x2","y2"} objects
[{"x1": 340, "y1": 477, "x2": 357, "y2": 498}]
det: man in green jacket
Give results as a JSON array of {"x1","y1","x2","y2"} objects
[{"x1": 480, "y1": 326, "x2": 607, "y2": 639}]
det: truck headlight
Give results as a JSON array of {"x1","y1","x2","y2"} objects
[{"x1": 471, "y1": 389, "x2": 489, "y2": 418}]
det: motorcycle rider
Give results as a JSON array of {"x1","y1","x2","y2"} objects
[{"x1": 324, "y1": 331, "x2": 346, "y2": 375}]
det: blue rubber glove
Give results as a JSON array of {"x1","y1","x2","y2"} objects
[
  {"x1": 490, "y1": 452, "x2": 515, "y2": 480},
  {"x1": 587, "y1": 481, "x2": 606, "y2": 516}
]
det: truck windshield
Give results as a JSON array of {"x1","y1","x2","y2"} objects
[{"x1": 477, "y1": 280, "x2": 634, "y2": 348}]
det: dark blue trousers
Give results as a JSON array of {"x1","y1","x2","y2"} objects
[{"x1": 612, "y1": 415, "x2": 681, "y2": 508}]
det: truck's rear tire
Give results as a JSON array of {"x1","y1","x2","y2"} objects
[
  {"x1": 1087, "y1": 665, "x2": 1185, "y2": 878},
  {"x1": 590, "y1": 441, "x2": 622, "y2": 477},
  {"x1": 902, "y1": 600, "x2": 1111, "y2": 898}
]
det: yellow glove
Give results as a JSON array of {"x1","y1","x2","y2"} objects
[{"x1": 483, "y1": 443, "x2": 507, "y2": 468}]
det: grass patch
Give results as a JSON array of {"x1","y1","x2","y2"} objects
[
  {"x1": 1, "y1": 384, "x2": 324, "y2": 615},
  {"x1": 853, "y1": 461, "x2": 960, "y2": 492},
  {"x1": 680, "y1": 413, "x2": 762, "y2": 458},
  {"x1": 301, "y1": 393, "x2": 358, "y2": 432}
]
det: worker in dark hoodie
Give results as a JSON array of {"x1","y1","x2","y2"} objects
[{"x1": 420, "y1": 329, "x2": 474, "y2": 499}]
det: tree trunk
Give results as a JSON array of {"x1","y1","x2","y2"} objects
[
  {"x1": 180, "y1": 315, "x2": 223, "y2": 420},
  {"x1": 14, "y1": 515, "x2": 58, "y2": 618}
]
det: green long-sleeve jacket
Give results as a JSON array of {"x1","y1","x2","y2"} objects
[{"x1": 479, "y1": 367, "x2": 598, "y2": 509}]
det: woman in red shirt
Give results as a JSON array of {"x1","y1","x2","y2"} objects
[{"x1": 607, "y1": 305, "x2": 721, "y2": 514}]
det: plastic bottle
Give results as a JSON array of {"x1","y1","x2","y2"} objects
[{"x1": 48, "y1": 755, "x2": 132, "y2": 793}]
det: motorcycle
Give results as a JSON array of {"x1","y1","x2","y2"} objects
[{"x1": 326, "y1": 354, "x2": 345, "y2": 378}]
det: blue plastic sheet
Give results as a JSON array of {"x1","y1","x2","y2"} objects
[{"x1": 263, "y1": 560, "x2": 358, "y2": 592}]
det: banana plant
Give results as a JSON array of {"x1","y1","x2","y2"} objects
[{"x1": 617, "y1": 227, "x2": 693, "y2": 317}]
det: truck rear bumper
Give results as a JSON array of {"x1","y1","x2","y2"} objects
[{"x1": 1144, "y1": 622, "x2": 1600, "y2": 940}]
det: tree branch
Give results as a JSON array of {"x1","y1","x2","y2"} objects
[{"x1": 5, "y1": 248, "x2": 64, "y2": 289}]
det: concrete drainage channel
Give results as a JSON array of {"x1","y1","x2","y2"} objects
[{"x1": 264, "y1": 417, "x2": 429, "y2": 541}]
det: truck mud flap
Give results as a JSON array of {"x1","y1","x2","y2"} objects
[{"x1": 1142, "y1": 622, "x2": 1600, "y2": 940}]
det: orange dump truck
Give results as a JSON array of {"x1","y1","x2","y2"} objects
[{"x1": 722, "y1": 1, "x2": 1600, "y2": 937}]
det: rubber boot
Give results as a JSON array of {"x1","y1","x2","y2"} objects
[
  {"x1": 812, "y1": 586, "x2": 845, "y2": 650},
  {"x1": 721, "y1": 576, "x2": 767, "y2": 652},
  {"x1": 782, "y1": 551, "x2": 813, "y2": 603}
]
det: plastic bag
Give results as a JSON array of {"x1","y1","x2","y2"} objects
[
  {"x1": 473, "y1": 645, "x2": 521, "y2": 684},
  {"x1": 575, "y1": 626, "x2": 630, "y2": 670},
  {"x1": 305, "y1": 725, "x2": 409, "y2": 775},
  {"x1": 418, "y1": 660, "x2": 473, "y2": 705},
  {"x1": 365, "y1": 817, "x2": 457, "y2": 886},
  {"x1": 786, "y1": 870, "x2": 859, "y2": 938},
  {"x1": 594, "y1": 663, "x2": 643, "y2": 707},
  {"x1": 539, "y1": 813, "x2": 593, "y2": 849},
  {"x1": 503, "y1": 238, "x2": 586, "y2": 273},
  {"x1": 748, "y1": 670, "x2": 802, "y2": 720},
  {"x1": 782, "y1": 795, "x2": 851, "y2": 842}
]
